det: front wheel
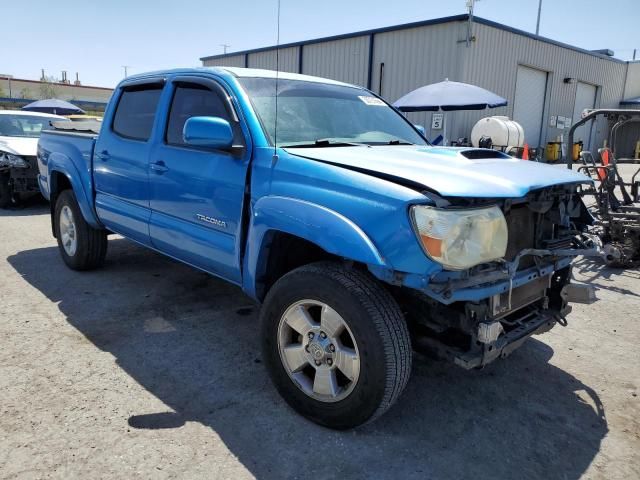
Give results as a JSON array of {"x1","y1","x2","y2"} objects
[
  {"x1": 54, "y1": 189, "x2": 108, "y2": 270},
  {"x1": 260, "y1": 262, "x2": 412, "y2": 429}
]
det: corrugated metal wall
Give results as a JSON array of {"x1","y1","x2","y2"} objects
[
  {"x1": 623, "y1": 62, "x2": 640, "y2": 100},
  {"x1": 459, "y1": 22, "x2": 628, "y2": 150},
  {"x1": 203, "y1": 54, "x2": 246, "y2": 68},
  {"x1": 201, "y1": 18, "x2": 632, "y2": 154},
  {"x1": 618, "y1": 63, "x2": 640, "y2": 158},
  {"x1": 301, "y1": 36, "x2": 370, "y2": 86},
  {"x1": 248, "y1": 47, "x2": 299, "y2": 73},
  {"x1": 369, "y1": 22, "x2": 467, "y2": 138}
]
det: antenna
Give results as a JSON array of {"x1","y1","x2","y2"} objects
[
  {"x1": 273, "y1": 0, "x2": 281, "y2": 158},
  {"x1": 535, "y1": 0, "x2": 543, "y2": 35},
  {"x1": 465, "y1": 0, "x2": 478, "y2": 47}
]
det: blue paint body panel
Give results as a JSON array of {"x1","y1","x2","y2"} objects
[{"x1": 37, "y1": 67, "x2": 591, "y2": 304}]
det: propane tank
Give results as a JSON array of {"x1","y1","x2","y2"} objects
[{"x1": 471, "y1": 116, "x2": 525, "y2": 149}]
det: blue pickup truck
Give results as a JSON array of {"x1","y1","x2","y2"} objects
[{"x1": 38, "y1": 67, "x2": 595, "y2": 429}]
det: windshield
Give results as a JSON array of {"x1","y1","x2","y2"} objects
[
  {"x1": 0, "y1": 114, "x2": 61, "y2": 138},
  {"x1": 238, "y1": 78, "x2": 427, "y2": 147}
]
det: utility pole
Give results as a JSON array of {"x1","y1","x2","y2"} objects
[
  {"x1": 535, "y1": 0, "x2": 543, "y2": 35},
  {"x1": 5, "y1": 74, "x2": 13, "y2": 98},
  {"x1": 122, "y1": 66, "x2": 130, "y2": 78},
  {"x1": 220, "y1": 44, "x2": 231, "y2": 54}
]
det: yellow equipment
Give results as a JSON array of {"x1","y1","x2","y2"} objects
[{"x1": 546, "y1": 142, "x2": 561, "y2": 162}]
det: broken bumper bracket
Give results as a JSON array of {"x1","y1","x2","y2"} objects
[{"x1": 414, "y1": 308, "x2": 566, "y2": 370}]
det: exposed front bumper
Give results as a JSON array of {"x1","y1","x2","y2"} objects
[
  {"x1": 454, "y1": 308, "x2": 561, "y2": 369},
  {"x1": 413, "y1": 303, "x2": 567, "y2": 369}
]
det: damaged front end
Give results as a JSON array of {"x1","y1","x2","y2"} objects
[
  {"x1": 0, "y1": 152, "x2": 40, "y2": 195},
  {"x1": 400, "y1": 184, "x2": 598, "y2": 369}
]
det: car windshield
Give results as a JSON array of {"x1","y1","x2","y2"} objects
[
  {"x1": 0, "y1": 114, "x2": 60, "y2": 138},
  {"x1": 238, "y1": 77, "x2": 427, "y2": 147}
]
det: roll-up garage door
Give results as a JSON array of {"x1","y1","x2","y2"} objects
[
  {"x1": 513, "y1": 66, "x2": 548, "y2": 147},
  {"x1": 572, "y1": 82, "x2": 597, "y2": 149}
]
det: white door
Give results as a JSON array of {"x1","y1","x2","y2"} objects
[
  {"x1": 513, "y1": 66, "x2": 548, "y2": 147},
  {"x1": 572, "y1": 82, "x2": 597, "y2": 149}
]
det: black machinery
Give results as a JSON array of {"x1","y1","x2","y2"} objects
[{"x1": 567, "y1": 109, "x2": 640, "y2": 267}]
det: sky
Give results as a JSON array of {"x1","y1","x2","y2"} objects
[{"x1": 1, "y1": 0, "x2": 637, "y2": 88}]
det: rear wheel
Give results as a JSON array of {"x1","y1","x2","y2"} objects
[
  {"x1": 54, "y1": 190, "x2": 108, "y2": 270},
  {"x1": 261, "y1": 262, "x2": 412, "y2": 429}
]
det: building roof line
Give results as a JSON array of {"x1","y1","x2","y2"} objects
[
  {"x1": 473, "y1": 17, "x2": 626, "y2": 64},
  {"x1": 200, "y1": 14, "x2": 469, "y2": 60},
  {"x1": 0, "y1": 76, "x2": 113, "y2": 91},
  {"x1": 200, "y1": 13, "x2": 626, "y2": 65}
]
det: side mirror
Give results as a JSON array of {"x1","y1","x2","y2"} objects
[
  {"x1": 183, "y1": 116, "x2": 233, "y2": 150},
  {"x1": 414, "y1": 124, "x2": 426, "y2": 137}
]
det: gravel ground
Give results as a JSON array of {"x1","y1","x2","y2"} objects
[{"x1": 0, "y1": 195, "x2": 638, "y2": 479}]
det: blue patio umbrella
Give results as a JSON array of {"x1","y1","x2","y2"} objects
[
  {"x1": 393, "y1": 79, "x2": 507, "y2": 145},
  {"x1": 621, "y1": 96, "x2": 640, "y2": 106},
  {"x1": 22, "y1": 98, "x2": 85, "y2": 115}
]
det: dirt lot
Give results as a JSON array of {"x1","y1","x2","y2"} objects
[{"x1": 1, "y1": 198, "x2": 639, "y2": 479}]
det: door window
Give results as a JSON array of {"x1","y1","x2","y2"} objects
[
  {"x1": 112, "y1": 85, "x2": 163, "y2": 140},
  {"x1": 166, "y1": 84, "x2": 234, "y2": 147}
]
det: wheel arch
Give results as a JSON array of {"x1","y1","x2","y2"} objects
[
  {"x1": 242, "y1": 196, "x2": 387, "y2": 301},
  {"x1": 48, "y1": 163, "x2": 101, "y2": 236}
]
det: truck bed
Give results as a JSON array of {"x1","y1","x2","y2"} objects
[{"x1": 38, "y1": 126, "x2": 98, "y2": 202}]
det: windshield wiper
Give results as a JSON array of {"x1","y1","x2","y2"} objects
[
  {"x1": 386, "y1": 139, "x2": 413, "y2": 145},
  {"x1": 280, "y1": 139, "x2": 364, "y2": 148}
]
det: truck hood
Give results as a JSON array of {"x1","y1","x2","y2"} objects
[
  {"x1": 286, "y1": 145, "x2": 591, "y2": 198},
  {"x1": 0, "y1": 136, "x2": 38, "y2": 157}
]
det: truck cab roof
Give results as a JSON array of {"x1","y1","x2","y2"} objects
[{"x1": 118, "y1": 67, "x2": 358, "y2": 89}]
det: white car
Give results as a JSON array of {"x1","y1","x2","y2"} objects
[{"x1": 0, "y1": 110, "x2": 69, "y2": 207}]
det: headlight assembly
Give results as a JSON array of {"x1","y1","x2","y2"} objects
[
  {"x1": 411, "y1": 205, "x2": 508, "y2": 270},
  {"x1": 0, "y1": 152, "x2": 28, "y2": 168}
]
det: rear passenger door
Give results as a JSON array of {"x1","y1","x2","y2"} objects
[
  {"x1": 94, "y1": 79, "x2": 164, "y2": 245},
  {"x1": 148, "y1": 76, "x2": 250, "y2": 283}
]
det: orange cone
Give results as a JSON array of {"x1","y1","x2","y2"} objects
[
  {"x1": 522, "y1": 144, "x2": 529, "y2": 160},
  {"x1": 597, "y1": 149, "x2": 610, "y2": 181}
]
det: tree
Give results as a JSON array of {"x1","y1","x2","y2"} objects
[
  {"x1": 0, "y1": 86, "x2": 5, "y2": 98},
  {"x1": 20, "y1": 87, "x2": 31, "y2": 99},
  {"x1": 39, "y1": 76, "x2": 60, "y2": 99}
]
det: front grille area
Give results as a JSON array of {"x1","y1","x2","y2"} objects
[
  {"x1": 24, "y1": 155, "x2": 37, "y2": 169},
  {"x1": 503, "y1": 201, "x2": 574, "y2": 270},
  {"x1": 504, "y1": 205, "x2": 535, "y2": 263},
  {"x1": 9, "y1": 155, "x2": 40, "y2": 192}
]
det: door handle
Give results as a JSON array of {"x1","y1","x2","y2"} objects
[
  {"x1": 95, "y1": 150, "x2": 110, "y2": 161},
  {"x1": 150, "y1": 161, "x2": 169, "y2": 173}
]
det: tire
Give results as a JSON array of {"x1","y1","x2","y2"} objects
[
  {"x1": 0, "y1": 173, "x2": 11, "y2": 209},
  {"x1": 260, "y1": 261, "x2": 412, "y2": 429},
  {"x1": 54, "y1": 189, "x2": 108, "y2": 270}
]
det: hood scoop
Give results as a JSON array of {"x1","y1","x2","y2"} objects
[{"x1": 459, "y1": 149, "x2": 510, "y2": 160}]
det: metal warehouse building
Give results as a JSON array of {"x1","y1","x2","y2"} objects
[{"x1": 201, "y1": 14, "x2": 640, "y2": 158}]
